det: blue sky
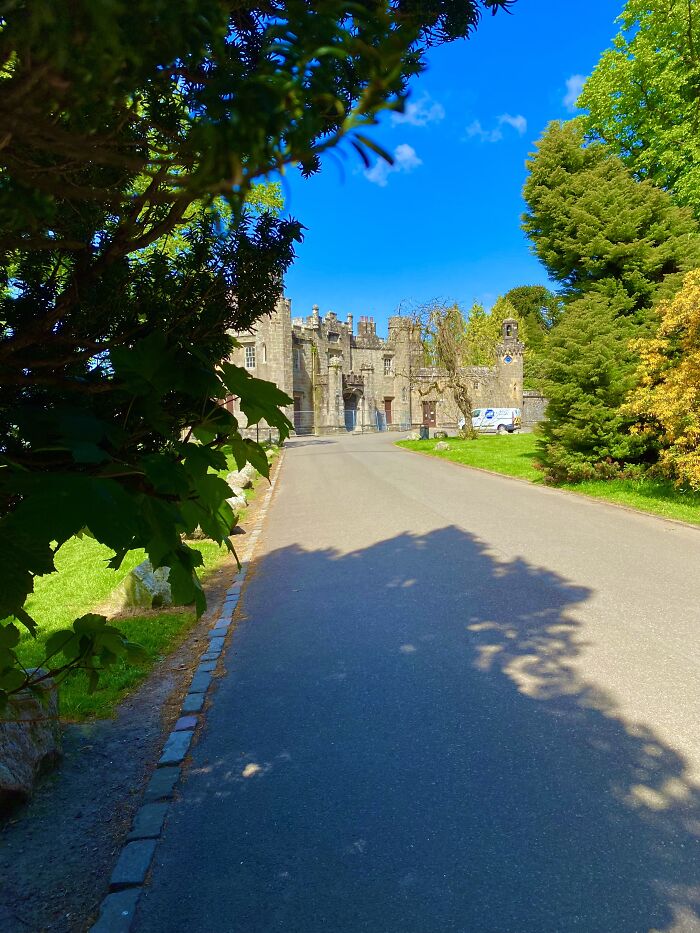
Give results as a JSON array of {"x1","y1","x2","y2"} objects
[{"x1": 279, "y1": 0, "x2": 622, "y2": 333}]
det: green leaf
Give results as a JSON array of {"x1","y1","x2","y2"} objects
[{"x1": 0, "y1": 623, "x2": 20, "y2": 649}]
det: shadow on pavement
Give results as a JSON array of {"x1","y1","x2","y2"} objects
[{"x1": 136, "y1": 526, "x2": 700, "y2": 933}]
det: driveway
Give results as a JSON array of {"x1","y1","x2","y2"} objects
[{"x1": 133, "y1": 432, "x2": 700, "y2": 933}]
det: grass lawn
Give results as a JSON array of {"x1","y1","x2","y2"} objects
[
  {"x1": 12, "y1": 445, "x2": 279, "y2": 720},
  {"x1": 16, "y1": 536, "x2": 229, "y2": 720},
  {"x1": 397, "y1": 434, "x2": 543, "y2": 482},
  {"x1": 397, "y1": 434, "x2": 700, "y2": 527}
]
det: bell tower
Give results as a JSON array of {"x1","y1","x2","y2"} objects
[{"x1": 497, "y1": 318, "x2": 524, "y2": 407}]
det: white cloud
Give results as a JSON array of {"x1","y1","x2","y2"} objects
[
  {"x1": 364, "y1": 143, "x2": 422, "y2": 187},
  {"x1": 465, "y1": 119, "x2": 503, "y2": 144},
  {"x1": 498, "y1": 113, "x2": 527, "y2": 135},
  {"x1": 391, "y1": 93, "x2": 445, "y2": 127},
  {"x1": 466, "y1": 113, "x2": 528, "y2": 144},
  {"x1": 563, "y1": 74, "x2": 586, "y2": 112}
]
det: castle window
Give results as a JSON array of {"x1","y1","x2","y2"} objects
[
  {"x1": 328, "y1": 332, "x2": 339, "y2": 342},
  {"x1": 505, "y1": 324, "x2": 512, "y2": 337},
  {"x1": 402, "y1": 387, "x2": 407, "y2": 402},
  {"x1": 384, "y1": 357, "x2": 392, "y2": 376},
  {"x1": 244, "y1": 345, "x2": 256, "y2": 369},
  {"x1": 261, "y1": 343, "x2": 267, "y2": 364},
  {"x1": 293, "y1": 348, "x2": 302, "y2": 370}
]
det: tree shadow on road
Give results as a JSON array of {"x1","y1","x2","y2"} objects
[{"x1": 141, "y1": 526, "x2": 700, "y2": 933}]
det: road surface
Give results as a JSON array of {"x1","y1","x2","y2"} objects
[{"x1": 133, "y1": 432, "x2": 700, "y2": 933}]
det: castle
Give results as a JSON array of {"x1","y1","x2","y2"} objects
[{"x1": 227, "y1": 298, "x2": 527, "y2": 435}]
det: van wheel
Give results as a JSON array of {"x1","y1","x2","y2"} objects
[{"x1": 496, "y1": 425, "x2": 506, "y2": 435}]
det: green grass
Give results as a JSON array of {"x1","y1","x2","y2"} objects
[
  {"x1": 398, "y1": 435, "x2": 700, "y2": 527},
  {"x1": 12, "y1": 443, "x2": 281, "y2": 719},
  {"x1": 569, "y1": 477, "x2": 700, "y2": 525},
  {"x1": 16, "y1": 536, "x2": 229, "y2": 720},
  {"x1": 397, "y1": 434, "x2": 542, "y2": 482}
]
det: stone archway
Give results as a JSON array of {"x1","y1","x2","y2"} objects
[{"x1": 343, "y1": 391, "x2": 360, "y2": 431}]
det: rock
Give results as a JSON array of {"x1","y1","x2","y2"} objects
[
  {"x1": 109, "y1": 561, "x2": 172, "y2": 611},
  {"x1": 265, "y1": 448, "x2": 276, "y2": 461},
  {"x1": 184, "y1": 526, "x2": 208, "y2": 540},
  {"x1": 227, "y1": 495, "x2": 247, "y2": 512},
  {"x1": 227, "y1": 485, "x2": 247, "y2": 502},
  {"x1": 0, "y1": 672, "x2": 61, "y2": 808},
  {"x1": 435, "y1": 441, "x2": 450, "y2": 451},
  {"x1": 226, "y1": 462, "x2": 257, "y2": 490},
  {"x1": 434, "y1": 430, "x2": 449, "y2": 439},
  {"x1": 406, "y1": 431, "x2": 420, "y2": 440}
]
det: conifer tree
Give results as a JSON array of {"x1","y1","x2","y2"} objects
[{"x1": 522, "y1": 121, "x2": 700, "y2": 481}]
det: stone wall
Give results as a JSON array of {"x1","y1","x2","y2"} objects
[
  {"x1": 523, "y1": 391, "x2": 549, "y2": 426},
  {"x1": 228, "y1": 302, "x2": 534, "y2": 435}
]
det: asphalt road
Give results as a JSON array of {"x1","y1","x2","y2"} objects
[{"x1": 133, "y1": 432, "x2": 700, "y2": 933}]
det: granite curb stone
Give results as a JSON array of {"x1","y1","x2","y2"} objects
[
  {"x1": 158, "y1": 730, "x2": 192, "y2": 766},
  {"x1": 143, "y1": 766, "x2": 179, "y2": 802},
  {"x1": 174, "y1": 715, "x2": 198, "y2": 731},
  {"x1": 90, "y1": 888, "x2": 142, "y2": 933},
  {"x1": 109, "y1": 840, "x2": 157, "y2": 889},
  {"x1": 127, "y1": 802, "x2": 169, "y2": 841},
  {"x1": 181, "y1": 693, "x2": 205, "y2": 714},
  {"x1": 189, "y1": 671, "x2": 213, "y2": 694}
]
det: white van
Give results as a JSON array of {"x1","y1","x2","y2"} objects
[{"x1": 471, "y1": 407, "x2": 521, "y2": 434}]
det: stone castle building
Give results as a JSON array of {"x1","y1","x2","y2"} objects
[{"x1": 227, "y1": 298, "x2": 526, "y2": 434}]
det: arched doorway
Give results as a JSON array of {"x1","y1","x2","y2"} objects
[{"x1": 343, "y1": 392, "x2": 359, "y2": 431}]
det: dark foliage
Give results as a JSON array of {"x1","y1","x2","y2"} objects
[{"x1": 0, "y1": 1, "x2": 512, "y2": 700}]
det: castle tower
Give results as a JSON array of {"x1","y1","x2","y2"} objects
[{"x1": 497, "y1": 318, "x2": 525, "y2": 407}]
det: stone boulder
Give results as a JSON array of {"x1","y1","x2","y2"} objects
[
  {"x1": 227, "y1": 495, "x2": 247, "y2": 512},
  {"x1": 406, "y1": 431, "x2": 420, "y2": 441},
  {"x1": 435, "y1": 441, "x2": 451, "y2": 451},
  {"x1": 226, "y1": 462, "x2": 257, "y2": 490},
  {"x1": 0, "y1": 672, "x2": 61, "y2": 808},
  {"x1": 108, "y1": 560, "x2": 172, "y2": 612}
]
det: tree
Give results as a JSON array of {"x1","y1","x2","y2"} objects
[
  {"x1": 522, "y1": 120, "x2": 700, "y2": 481},
  {"x1": 504, "y1": 285, "x2": 562, "y2": 346},
  {"x1": 624, "y1": 269, "x2": 700, "y2": 489},
  {"x1": 581, "y1": 0, "x2": 700, "y2": 220},
  {"x1": 0, "y1": 1, "x2": 514, "y2": 703},
  {"x1": 462, "y1": 302, "x2": 502, "y2": 366},
  {"x1": 523, "y1": 121, "x2": 700, "y2": 312},
  {"x1": 416, "y1": 301, "x2": 482, "y2": 437},
  {"x1": 535, "y1": 295, "x2": 650, "y2": 483},
  {"x1": 503, "y1": 285, "x2": 562, "y2": 390}
]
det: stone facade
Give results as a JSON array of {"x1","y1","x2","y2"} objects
[{"x1": 227, "y1": 299, "x2": 525, "y2": 435}]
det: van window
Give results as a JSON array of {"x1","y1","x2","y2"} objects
[{"x1": 472, "y1": 409, "x2": 481, "y2": 417}]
